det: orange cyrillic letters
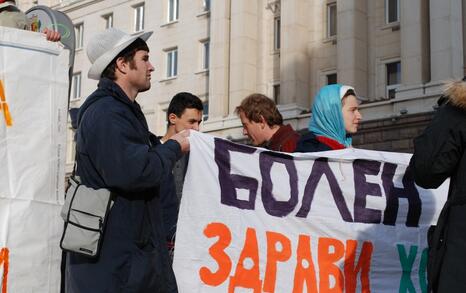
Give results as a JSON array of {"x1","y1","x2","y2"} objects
[
  {"x1": 0, "y1": 247, "x2": 9, "y2": 293},
  {"x1": 229, "y1": 228, "x2": 262, "y2": 293},
  {"x1": 263, "y1": 231, "x2": 292, "y2": 292},
  {"x1": 199, "y1": 222, "x2": 232, "y2": 286}
]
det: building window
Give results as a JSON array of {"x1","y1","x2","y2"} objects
[
  {"x1": 71, "y1": 72, "x2": 81, "y2": 100},
  {"x1": 327, "y1": 73, "x2": 337, "y2": 85},
  {"x1": 74, "y1": 23, "x2": 83, "y2": 49},
  {"x1": 201, "y1": 40, "x2": 209, "y2": 70},
  {"x1": 273, "y1": 84, "x2": 280, "y2": 104},
  {"x1": 202, "y1": 100, "x2": 209, "y2": 121},
  {"x1": 166, "y1": 48, "x2": 178, "y2": 78},
  {"x1": 327, "y1": 2, "x2": 337, "y2": 38},
  {"x1": 203, "y1": 0, "x2": 210, "y2": 11},
  {"x1": 168, "y1": 0, "x2": 179, "y2": 22},
  {"x1": 274, "y1": 17, "x2": 281, "y2": 50},
  {"x1": 134, "y1": 4, "x2": 145, "y2": 32},
  {"x1": 385, "y1": 0, "x2": 399, "y2": 24},
  {"x1": 386, "y1": 61, "x2": 401, "y2": 99},
  {"x1": 103, "y1": 13, "x2": 113, "y2": 29}
]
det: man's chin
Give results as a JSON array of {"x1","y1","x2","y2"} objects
[{"x1": 138, "y1": 84, "x2": 151, "y2": 93}]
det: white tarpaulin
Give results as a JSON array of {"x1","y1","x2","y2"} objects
[
  {"x1": 174, "y1": 132, "x2": 448, "y2": 293},
  {"x1": 0, "y1": 27, "x2": 69, "y2": 292}
]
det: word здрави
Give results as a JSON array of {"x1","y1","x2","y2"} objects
[{"x1": 200, "y1": 222, "x2": 373, "y2": 293}]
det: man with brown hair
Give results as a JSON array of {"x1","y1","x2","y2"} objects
[
  {"x1": 65, "y1": 28, "x2": 189, "y2": 292},
  {"x1": 235, "y1": 93, "x2": 300, "y2": 152}
]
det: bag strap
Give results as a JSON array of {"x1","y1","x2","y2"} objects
[{"x1": 70, "y1": 101, "x2": 97, "y2": 182}]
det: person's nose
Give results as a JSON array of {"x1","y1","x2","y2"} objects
[
  {"x1": 243, "y1": 127, "x2": 248, "y2": 136},
  {"x1": 356, "y1": 110, "x2": 362, "y2": 121},
  {"x1": 148, "y1": 62, "x2": 155, "y2": 72},
  {"x1": 192, "y1": 123, "x2": 200, "y2": 131}
]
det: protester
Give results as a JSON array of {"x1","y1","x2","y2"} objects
[
  {"x1": 409, "y1": 78, "x2": 466, "y2": 293},
  {"x1": 0, "y1": 0, "x2": 60, "y2": 41},
  {"x1": 65, "y1": 28, "x2": 189, "y2": 292},
  {"x1": 296, "y1": 84, "x2": 362, "y2": 152},
  {"x1": 159, "y1": 92, "x2": 203, "y2": 259},
  {"x1": 235, "y1": 93, "x2": 300, "y2": 152}
]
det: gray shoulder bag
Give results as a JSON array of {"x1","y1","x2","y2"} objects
[
  {"x1": 59, "y1": 107, "x2": 113, "y2": 258},
  {"x1": 59, "y1": 173, "x2": 113, "y2": 258}
]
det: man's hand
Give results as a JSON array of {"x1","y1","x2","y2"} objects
[
  {"x1": 169, "y1": 129, "x2": 190, "y2": 153},
  {"x1": 43, "y1": 28, "x2": 61, "y2": 42}
]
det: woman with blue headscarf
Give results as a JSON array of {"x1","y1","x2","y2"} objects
[{"x1": 296, "y1": 84, "x2": 362, "y2": 152}]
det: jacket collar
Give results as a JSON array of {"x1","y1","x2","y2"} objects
[{"x1": 77, "y1": 78, "x2": 141, "y2": 127}]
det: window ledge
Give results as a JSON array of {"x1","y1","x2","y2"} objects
[
  {"x1": 75, "y1": 47, "x2": 83, "y2": 52},
  {"x1": 271, "y1": 49, "x2": 280, "y2": 56},
  {"x1": 196, "y1": 10, "x2": 210, "y2": 18},
  {"x1": 195, "y1": 69, "x2": 209, "y2": 75},
  {"x1": 159, "y1": 76, "x2": 178, "y2": 83},
  {"x1": 381, "y1": 22, "x2": 400, "y2": 31},
  {"x1": 322, "y1": 36, "x2": 337, "y2": 45},
  {"x1": 160, "y1": 20, "x2": 179, "y2": 28}
]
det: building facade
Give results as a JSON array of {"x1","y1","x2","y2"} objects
[{"x1": 19, "y1": 0, "x2": 466, "y2": 170}]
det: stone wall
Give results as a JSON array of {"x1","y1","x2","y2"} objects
[{"x1": 352, "y1": 112, "x2": 435, "y2": 153}]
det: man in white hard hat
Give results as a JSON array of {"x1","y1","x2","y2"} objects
[
  {"x1": 0, "y1": 0, "x2": 60, "y2": 41},
  {"x1": 64, "y1": 28, "x2": 189, "y2": 292}
]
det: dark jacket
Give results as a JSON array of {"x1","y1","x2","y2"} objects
[
  {"x1": 159, "y1": 169, "x2": 179, "y2": 243},
  {"x1": 65, "y1": 78, "x2": 180, "y2": 293},
  {"x1": 295, "y1": 132, "x2": 345, "y2": 152},
  {"x1": 409, "y1": 80, "x2": 466, "y2": 293},
  {"x1": 267, "y1": 124, "x2": 300, "y2": 152}
]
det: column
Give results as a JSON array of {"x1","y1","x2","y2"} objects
[
  {"x1": 279, "y1": 0, "x2": 309, "y2": 112},
  {"x1": 337, "y1": 0, "x2": 368, "y2": 97},
  {"x1": 227, "y1": 0, "x2": 259, "y2": 114},
  {"x1": 429, "y1": 0, "x2": 463, "y2": 82},
  {"x1": 208, "y1": 0, "x2": 231, "y2": 119},
  {"x1": 400, "y1": 0, "x2": 429, "y2": 85}
]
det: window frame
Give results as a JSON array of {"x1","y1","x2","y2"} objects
[
  {"x1": 71, "y1": 72, "x2": 82, "y2": 100},
  {"x1": 168, "y1": 0, "x2": 179, "y2": 22},
  {"x1": 326, "y1": 73, "x2": 337, "y2": 85},
  {"x1": 273, "y1": 16, "x2": 281, "y2": 51},
  {"x1": 385, "y1": 0, "x2": 400, "y2": 24},
  {"x1": 134, "y1": 3, "x2": 145, "y2": 32},
  {"x1": 327, "y1": 2, "x2": 337, "y2": 38},
  {"x1": 203, "y1": 0, "x2": 210, "y2": 11},
  {"x1": 74, "y1": 23, "x2": 84, "y2": 49},
  {"x1": 201, "y1": 40, "x2": 209, "y2": 70},
  {"x1": 103, "y1": 13, "x2": 113, "y2": 29},
  {"x1": 273, "y1": 84, "x2": 280, "y2": 104},
  {"x1": 386, "y1": 61, "x2": 401, "y2": 99},
  {"x1": 166, "y1": 48, "x2": 178, "y2": 78},
  {"x1": 202, "y1": 100, "x2": 209, "y2": 121}
]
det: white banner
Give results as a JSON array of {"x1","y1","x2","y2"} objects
[
  {"x1": 0, "y1": 27, "x2": 69, "y2": 292},
  {"x1": 174, "y1": 132, "x2": 448, "y2": 293}
]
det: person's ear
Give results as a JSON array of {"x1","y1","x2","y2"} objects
[
  {"x1": 168, "y1": 113, "x2": 178, "y2": 125},
  {"x1": 115, "y1": 57, "x2": 128, "y2": 74},
  {"x1": 259, "y1": 115, "x2": 267, "y2": 129}
]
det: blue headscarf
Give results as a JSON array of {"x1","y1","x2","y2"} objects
[{"x1": 309, "y1": 84, "x2": 352, "y2": 147}]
